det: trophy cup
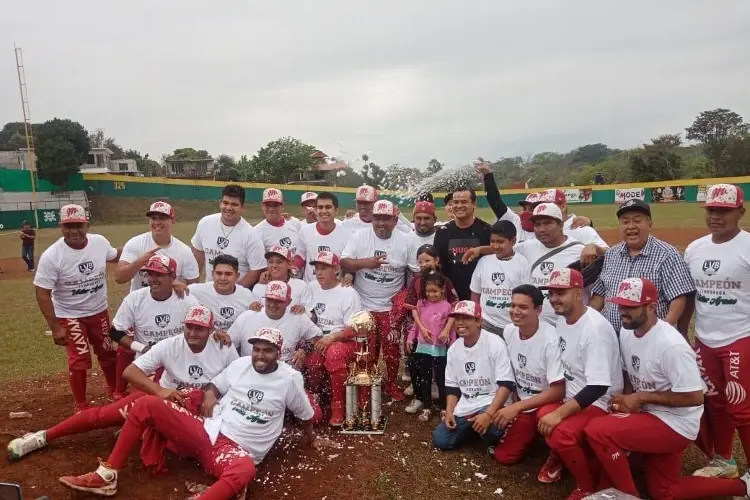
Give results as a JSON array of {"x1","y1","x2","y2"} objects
[{"x1": 340, "y1": 310, "x2": 388, "y2": 435}]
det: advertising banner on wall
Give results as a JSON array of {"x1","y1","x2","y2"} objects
[
  {"x1": 651, "y1": 186, "x2": 686, "y2": 203},
  {"x1": 564, "y1": 188, "x2": 593, "y2": 204},
  {"x1": 614, "y1": 188, "x2": 645, "y2": 204},
  {"x1": 696, "y1": 185, "x2": 713, "y2": 202}
]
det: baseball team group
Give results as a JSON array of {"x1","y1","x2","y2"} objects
[{"x1": 4, "y1": 165, "x2": 750, "y2": 500}]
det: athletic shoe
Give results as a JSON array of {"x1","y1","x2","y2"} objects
[
  {"x1": 404, "y1": 384, "x2": 414, "y2": 396},
  {"x1": 405, "y1": 399, "x2": 424, "y2": 414},
  {"x1": 417, "y1": 409, "x2": 433, "y2": 422},
  {"x1": 431, "y1": 383, "x2": 440, "y2": 400},
  {"x1": 329, "y1": 403, "x2": 345, "y2": 427},
  {"x1": 693, "y1": 456, "x2": 739, "y2": 478},
  {"x1": 7, "y1": 430, "x2": 47, "y2": 461},
  {"x1": 59, "y1": 462, "x2": 118, "y2": 496},
  {"x1": 565, "y1": 487, "x2": 592, "y2": 500},
  {"x1": 538, "y1": 452, "x2": 564, "y2": 483},
  {"x1": 386, "y1": 383, "x2": 404, "y2": 402},
  {"x1": 737, "y1": 470, "x2": 750, "y2": 498}
]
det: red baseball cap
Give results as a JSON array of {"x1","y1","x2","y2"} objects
[
  {"x1": 184, "y1": 305, "x2": 215, "y2": 329},
  {"x1": 540, "y1": 268, "x2": 584, "y2": 290},
  {"x1": 143, "y1": 255, "x2": 177, "y2": 275},
  {"x1": 311, "y1": 250, "x2": 340, "y2": 267},
  {"x1": 413, "y1": 201, "x2": 436, "y2": 216},
  {"x1": 449, "y1": 300, "x2": 482, "y2": 319},
  {"x1": 702, "y1": 183, "x2": 744, "y2": 209},
  {"x1": 607, "y1": 278, "x2": 658, "y2": 307},
  {"x1": 538, "y1": 188, "x2": 566, "y2": 204},
  {"x1": 146, "y1": 201, "x2": 175, "y2": 218},
  {"x1": 264, "y1": 280, "x2": 292, "y2": 302}
]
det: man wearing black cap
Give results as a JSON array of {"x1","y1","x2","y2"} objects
[{"x1": 589, "y1": 199, "x2": 694, "y2": 333}]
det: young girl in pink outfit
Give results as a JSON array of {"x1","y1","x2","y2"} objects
[{"x1": 405, "y1": 272, "x2": 456, "y2": 422}]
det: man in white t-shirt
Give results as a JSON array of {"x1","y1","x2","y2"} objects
[
  {"x1": 470, "y1": 220, "x2": 531, "y2": 336},
  {"x1": 341, "y1": 185, "x2": 412, "y2": 234},
  {"x1": 10, "y1": 305, "x2": 236, "y2": 463},
  {"x1": 683, "y1": 183, "x2": 750, "y2": 479},
  {"x1": 341, "y1": 200, "x2": 419, "y2": 401},
  {"x1": 491, "y1": 285, "x2": 565, "y2": 475},
  {"x1": 187, "y1": 254, "x2": 255, "y2": 333},
  {"x1": 33, "y1": 204, "x2": 121, "y2": 412},
  {"x1": 584, "y1": 278, "x2": 705, "y2": 500},
  {"x1": 251, "y1": 245, "x2": 314, "y2": 313},
  {"x1": 409, "y1": 201, "x2": 438, "y2": 248},
  {"x1": 537, "y1": 268, "x2": 623, "y2": 499},
  {"x1": 115, "y1": 201, "x2": 199, "y2": 292},
  {"x1": 432, "y1": 300, "x2": 515, "y2": 451},
  {"x1": 297, "y1": 191, "x2": 354, "y2": 282},
  {"x1": 254, "y1": 188, "x2": 303, "y2": 267},
  {"x1": 59, "y1": 327, "x2": 327, "y2": 498},
  {"x1": 191, "y1": 184, "x2": 266, "y2": 288},
  {"x1": 304, "y1": 251, "x2": 363, "y2": 426}
]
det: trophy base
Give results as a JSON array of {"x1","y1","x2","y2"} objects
[{"x1": 339, "y1": 416, "x2": 388, "y2": 435}]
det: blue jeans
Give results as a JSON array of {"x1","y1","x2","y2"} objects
[
  {"x1": 21, "y1": 246, "x2": 34, "y2": 270},
  {"x1": 432, "y1": 406, "x2": 505, "y2": 450}
]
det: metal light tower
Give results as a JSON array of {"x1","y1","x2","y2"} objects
[{"x1": 14, "y1": 44, "x2": 39, "y2": 228}]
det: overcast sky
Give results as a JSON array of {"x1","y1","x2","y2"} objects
[{"x1": 1, "y1": 1, "x2": 749, "y2": 169}]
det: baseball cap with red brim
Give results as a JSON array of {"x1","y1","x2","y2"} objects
[
  {"x1": 311, "y1": 250, "x2": 340, "y2": 267},
  {"x1": 356, "y1": 185, "x2": 378, "y2": 202},
  {"x1": 262, "y1": 188, "x2": 284, "y2": 204},
  {"x1": 264, "y1": 245, "x2": 292, "y2": 261},
  {"x1": 529, "y1": 202, "x2": 564, "y2": 223},
  {"x1": 413, "y1": 201, "x2": 436, "y2": 216},
  {"x1": 519, "y1": 193, "x2": 540, "y2": 207},
  {"x1": 248, "y1": 327, "x2": 284, "y2": 351},
  {"x1": 60, "y1": 204, "x2": 88, "y2": 224},
  {"x1": 449, "y1": 300, "x2": 482, "y2": 319},
  {"x1": 537, "y1": 188, "x2": 566, "y2": 205},
  {"x1": 300, "y1": 192, "x2": 317, "y2": 205},
  {"x1": 264, "y1": 280, "x2": 292, "y2": 302},
  {"x1": 607, "y1": 278, "x2": 658, "y2": 307},
  {"x1": 702, "y1": 183, "x2": 744, "y2": 209},
  {"x1": 143, "y1": 254, "x2": 177, "y2": 275},
  {"x1": 146, "y1": 201, "x2": 175, "y2": 218},
  {"x1": 184, "y1": 305, "x2": 215, "y2": 329},
  {"x1": 539, "y1": 268, "x2": 584, "y2": 290},
  {"x1": 372, "y1": 200, "x2": 399, "y2": 217}
]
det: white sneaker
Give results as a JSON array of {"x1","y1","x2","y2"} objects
[
  {"x1": 431, "y1": 383, "x2": 440, "y2": 400},
  {"x1": 405, "y1": 399, "x2": 424, "y2": 414},
  {"x1": 693, "y1": 456, "x2": 739, "y2": 478},
  {"x1": 7, "y1": 430, "x2": 47, "y2": 461},
  {"x1": 404, "y1": 384, "x2": 414, "y2": 396},
  {"x1": 736, "y1": 471, "x2": 750, "y2": 499}
]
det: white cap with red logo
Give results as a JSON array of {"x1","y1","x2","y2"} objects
[
  {"x1": 449, "y1": 300, "x2": 482, "y2": 319},
  {"x1": 529, "y1": 202, "x2": 563, "y2": 222},
  {"x1": 607, "y1": 278, "x2": 658, "y2": 306},
  {"x1": 519, "y1": 192, "x2": 540, "y2": 206},
  {"x1": 143, "y1": 254, "x2": 178, "y2": 275},
  {"x1": 540, "y1": 268, "x2": 584, "y2": 290},
  {"x1": 60, "y1": 204, "x2": 88, "y2": 224},
  {"x1": 184, "y1": 305, "x2": 215, "y2": 329},
  {"x1": 537, "y1": 189, "x2": 566, "y2": 204},
  {"x1": 264, "y1": 280, "x2": 292, "y2": 302},
  {"x1": 311, "y1": 250, "x2": 340, "y2": 267},
  {"x1": 262, "y1": 188, "x2": 284, "y2": 204},
  {"x1": 372, "y1": 200, "x2": 399, "y2": 217},
  {"x1": 248, "y1": 327, "x2": 284, "y2": 351},
  {"x1": 264, "y1": 245, "x2": 292, "y2": 261},
  {"x1": 300, "y1": 192, "x2": 317, "y2": 205},
  {"x1": 702, "y1": 183, "x2": 744, "y2": 209},
  {"x1": 146, "y1": 201, "x2": 175, "y2": 218},
  {"x1": 355, "y1": 185, "x2": 378, "y2": 202}
]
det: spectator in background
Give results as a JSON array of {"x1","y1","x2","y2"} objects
[{"x1": 20, "y1": 220, "x2": 36, "y2": 271}]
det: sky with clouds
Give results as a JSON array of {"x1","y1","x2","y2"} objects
[{"x1": 1, "y1": 1, "x2": 748, "y2": 169}]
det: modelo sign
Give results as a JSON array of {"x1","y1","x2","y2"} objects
[{"x1": 615, "y1": 188, "x2": 645, "y2": 204}]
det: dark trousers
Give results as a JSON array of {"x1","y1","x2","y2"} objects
[
  {"x1": 409, "y1": 352, "x2": 447, "y2": 410},
  {"x1": 21, "y1": 245, "x2": 34, "y2": 270}
]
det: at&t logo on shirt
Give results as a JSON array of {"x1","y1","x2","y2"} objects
[
  {"x1": 155, "y1": 314, "x2": 171, "y2": 328},
  {"x1": 188, "y1": 365, "x2": 204, "y2": 380},
  {"x1": 247, "y1": 389, "x2": 265, "y2": 404},
  {"x1": 78, "y1": 261, "x2": 95, "y2": 275}
]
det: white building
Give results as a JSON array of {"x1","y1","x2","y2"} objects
[{"x1": 79, "y1": 147, "x2": 139, "y2": 175}]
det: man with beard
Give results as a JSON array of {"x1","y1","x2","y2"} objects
[
  {"x1": 297, "y1": 192, "x2": 354, "y2": 282},
  {"x1": 34, "y1": 204, "x2": 121, "y2": 412},
  {"x1": 409, "y1": 201, "x2": 438, "y2": 247},
  {"x1": 584, "y1": 278, "x2": 705, "y2": 500},
  {"x1": 538, "y1": 268, "x2": 622, "y2": 500},
  {"x1": 341, "y1": 200, "x2": 419, "y2": 400},
  {"x1": 9, "y1": 305, "x2": 236, "y2": 463},
  {"x1": 58, "y1": 327, "x2": 326, "y2": 498},
  {"x1": 341, "y1": 185, "x2": 413, "y2": 234},
  {"x1": 191, "y1": 184, "x2": 266, "y2": 288}
]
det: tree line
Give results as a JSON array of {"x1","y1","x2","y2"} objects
[{"x1": 0, "y1": 108, "x2": 747, "y2": 190}]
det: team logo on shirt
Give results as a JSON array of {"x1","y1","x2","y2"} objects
[
  {"x1": 318, "y1": 245, "x2": 331, "y2": 252},
  {"x1": 78, "y1": 261, "x2": 95, "y2": 275},
  {"x1": 491, "y1": 272, "x2": 506, "y2": 285},
  {"x1": 315, "y1": 303, "x2": 326, "y2": 315},
  {"x1": 464, "y1": 362, "x2": 476, "y2": 374},
  {"x1": 279, "y1": 237, "x2": 292, "y2": 248},
  {"x1": 540, "y1": 262, "x2": 554, "y2": 275},
  {"x1": 155, "y1": 314, "x2": 171, "y2": 328},
  {"x1": 217, "y1": 236, "x2": 230, "y2": 250},
  {"x1": 374, "y1": 250, "x2": 387, "y2": 258},
  {"x1": 517, "y1": 353, "x2": 527, "y2": 369},
  {"x1": 247, "y1": 389, "x2": 265, "y2": 404},
  {"x1": 220, "y1": 307, "x2": 235, "y2": 319},
  {"x1": 631, "y1": 355, "x2": 640, "y2": 372},
  {"x1": 702, "y1": 260, "x2": 721, "y2": 276},
  {"x1": 558, "y1": 337, "x2": 566, "y2": 352},
  {"x1": 188, "y1": 365, "x2": 204, "y2": 380}
]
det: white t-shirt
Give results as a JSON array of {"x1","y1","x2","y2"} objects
[
  {"x1": 341, "y1": 228, "x2": 419, "y2": 312},
  {"x1": 469, "y1": 253, "x2": 531, "y2": 329},
  {"x1": 341, "y1": 213, "x2": 413, "y2": 234},
  {"x1": 504, "y1": 322, "x2": 565, "y2": 408},
  {"x1": 133, "y1": 334, "x2": 238, "y2": 390},
  {"x1": 684, "y1": 231, "x2": 750, "y2": 348},
  {"x1": 111, "y1": 288, "x2": 200, "y2": 352},
  {"x1": 556, "y1": 307, "x2": 623, "y2": 411},
  {"x1": 228, "y1": 309, "x2": 322, "y2": 362},
  {"x1": 408, "y1": 230, "x2": 436, "y2": 249},
  {"x1": 252, "y1": 278, "x2": 314, "y2": 312},
  {"x1": 120, "y1": 232, "x2": 200, "y2": 292},
  {"x1": 34, "y1": 235, "x2": 118, "y2": 318},
  {"x1": 308, "y1": 282, "x2": 362, "y2": 334},
  {"x1": 187, "y1": 282, "x2": 256, "y2": 332},
  {"x1": 190, "y1": 213, "x2": 266, "y2": 280},
  {"x1": 445, "y1": 331, "x2": 515, "y2": 418},
  {"x1": 497, "y1": 209, "x2": 530, "y2": 243},
  {"x1": 205, "y1": 358, "x2": 313, "y2": 463},
  {"x1": 515, "y1": 237, "x2": 586, "y2": 325},
  {"x1": 619, "y1": 319, "x2": 704, "y2": 440},
  {"x1": 254, "y1": 219, "x2": 301, "y2": 257},
  {"x1": 297, "y1": 223, "x2": 353, "y2": 282},
  {"x1": 565, "y1": 226, "x2": 608, "y2": 248}
]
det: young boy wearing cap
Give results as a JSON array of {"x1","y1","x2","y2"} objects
[
  {"x1": 342, "y1": 184, "x2": 413, "y2": 234},
  {"x1": 9, "y1": 305, "x2": 237, "y2": 462},
  {"x1": 538, "y1": 268, "x2": 623, "y2": 500},
  {"x1": 683, "y1": 183, "x2": 750, "y2": 479},
  {"x1": 584, "y1": 278, "x2": 705, "y2": 500},
  {"x1": 298, "y1": 191, "x2": 353, "y2": 282},
  {"x1": 59, "y1": 327, "x2": 326, "y2": 498},
  {"x1": 251, "y1": 245, "x2": 315, "y2": 313},
  {"x1": 255, "y1": 188, "x2": 303, "y2": 266},
  {"x1": 20, "y1": 219, "x2": 36, "y2": 271},
  {"x1": 299, "y1": 191, "x2": 319, "y2": 224},
  {"x1": 304, "y1": 251, "x2": 363, "y2": 426},
  {"x1": 34, "y1": 204, "x2": 121, "y2": 412},
  {"x1": 432, "y1": 300, "x2": 515, "y2": 451}
]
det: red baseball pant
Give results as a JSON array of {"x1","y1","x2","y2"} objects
[
  {"x1": 538, "y1": 403, "x2": 606, "y2": 493},
  {"x1": 115, "y1": 341, "x2": 136, "y2": 395},
  {"x1": 46, "y1": 391, "x2": 144, "y2": 442},
  {"x1": 694, "y1": 336, "x2": 750, "y2": 460},
  {"x1": 305, "y1": 339, "x2": 357, "y2": 410},
  {"x1": 107, "y1": 395, "x2": 255, "y2": 500},
  {"x1": 370, "y1": 311, "x2": 400, "y2": 389},
  {"x1": 60, "y1": 310, "x2": 117, "y2": 406},
  {"x1": 494, "y1": 410, "x2": 540, "y2": 465}
]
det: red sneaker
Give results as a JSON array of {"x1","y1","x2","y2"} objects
[
  {"x1": 386, "y1": 383, "x2": 404, "y2": 402},
  {"x1": 537, "y1": 452, "x2": 564, "y2": 483},
  {"x1": 59, "y1": 464, "x2": 117, "y2": 496},
  {"x1": 565, "y1": 487, "x2": 592, "y2": 500},
  {"x1": 329, "y1": 403, "x2": 345, "y2": 427}
]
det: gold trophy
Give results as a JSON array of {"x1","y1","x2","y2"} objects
[{"x1": 341, "y1": 311, "x2": 387, "y2": 434}]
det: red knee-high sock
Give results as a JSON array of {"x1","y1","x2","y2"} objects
[
  {"x1": 557, "y1": 445, "x2": 597, "y2": 493},
  {"x1": 329, "y1": 370, "x2": 347, "y2": 408},
  {"x1": 69, "y1": 370, "x2": 88, "y2": 406},
  {"x1": 675, "y1": 476, "x2": 747, "y2": 499},
  {"x1": 106, "y1": 409, "x2": 149, "y2": 469},
  {"x1": 586, "y1": 436, "x2": 639, "y2": 496},
  {"x1": 99, "y1": 359, "x2": 117, "y2": 395},
  {"x1": 115, "y1": 350, "x2": 134, "y2": 394}
]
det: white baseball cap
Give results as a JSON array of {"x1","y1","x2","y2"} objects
[
  {"x1": 184, "y1": 305, "x2": 214, "y2": 329},
  {"x1": 540, "y1": 268, "x2": 584, "y2": 290},
  {"x1": 311, "y1": 250, "x2": 340, "y2": 267},
  {"x1": 262, "y1": 188, "x2": 284, "y2": 204},
  {"x1": 355, "y1": 185, "x2": 378, "y2": 202},
  {"x1": 264, "y1": 245, "x2": 292, "y2": 261},
  {"x1": 264, "y1": 280, "x2": 292, "y2": 302},
  {"x1": 248, "y1": 327, "x2": 284, "y2": 351},
  {"x1": 146, "y1": 201, "x2": 175, "y2": 218},
  {"x1": 702, "y1": 183, "x2": 744, "y2": 209},
  {"x1": 60, "y1": 204, "x2": 88, "y2": 224},
  {"x1": 372, "y1": 200, "x2": 399, "y2": 217},
  {"x1": 529, "y1": 202, "x2": 563, "y2": 222},
  {"x1": 300, "y1": 192, "x2": 317, "y2": 205},
  {"x1": 449, "y1": 300, "x2": 482, "y2": 319}
]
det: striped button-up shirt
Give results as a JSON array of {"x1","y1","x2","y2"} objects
[{"x1": 591, "y1": 235, "x2": 695, "y2": 332}]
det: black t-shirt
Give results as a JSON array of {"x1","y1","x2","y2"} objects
[{"x1": 433, "y1": 218, "x2": 492, "y2": 300}]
